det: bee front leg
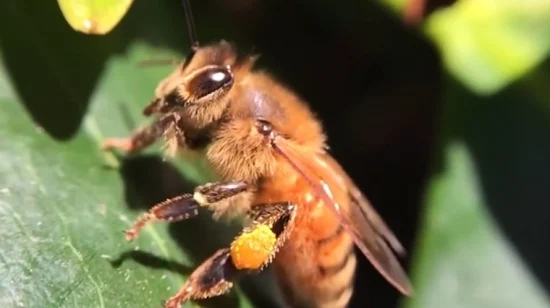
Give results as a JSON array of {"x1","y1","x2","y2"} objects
[
  {"x1": 124, "y1": 181, "x2": 250, "y2": 241},
  {"x1": 163, "y1": 202, "x2": 297, "y2": 308},
  {"x1": 102, "y1": 114, "x2": 176, "y2": 154}
]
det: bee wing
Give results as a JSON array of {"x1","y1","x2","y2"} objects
[
  {"x1": 272, "y1": 136, "x2": 413, "y2": 296},
  {"x1": 320, "y1": 153, "x2": 407, "y2": 256}
]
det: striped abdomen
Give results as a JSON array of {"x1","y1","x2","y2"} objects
[{"x1": 271, "y1": 190, "x2": 357, "y2": 308}]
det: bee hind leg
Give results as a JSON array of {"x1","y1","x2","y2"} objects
[
  {"x1": 124, "y1": 181, "x2": 250, "y2": 241},
  {"x1": 163, "y1": 248, "x2": 236, "y2": 308},
  {"x1": 163, "y1": 201, "x2": 297, "y2": 308}
]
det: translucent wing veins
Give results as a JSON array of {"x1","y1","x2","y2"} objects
[{"x1": 271, "y1": 135, "x2": 413, "y2": 296}]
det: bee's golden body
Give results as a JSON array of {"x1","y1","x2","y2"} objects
[
  {"x1": 176, "y1": 44, "x2": 357, "y2": 307},
  {"x1": 259, "y1": 175, "x2": 357, "y2": 308},
  {"x1": 105, "y1": 41, "x2": 411, "y2": 308}
]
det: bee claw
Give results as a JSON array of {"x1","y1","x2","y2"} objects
[
  {"x1": 101, "y1": 138, "x2": 133, "y2": 152},
  {"x1": 124, "y1": 229, "x2": 137, "y2": 241},
  {"x1": 163, "y1": 295, "x2": 185, "y2": 308}
]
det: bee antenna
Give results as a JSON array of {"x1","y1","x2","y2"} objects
[{"x1": 182, "y1": 0, "x2": 199, "y2": 51}]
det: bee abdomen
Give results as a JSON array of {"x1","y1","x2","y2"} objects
[
  {"x1": 275, "y1": 222, "x2": 357, "y2": 308},
  {"x1": 313, "y1": 225, "x2": 357, "y2": 308}
]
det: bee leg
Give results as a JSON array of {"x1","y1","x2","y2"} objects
[
  {"x1": 142, "y1": 93, "x2": 179, "y2": 116},
  {"x1": 123, "y1": 194, "x2": 200, "y2": 241},
  {"x1": 163, "y1": 248, "x2": 236, "y2": 308},
  {"x1": 124, "y1": 181, "x2": 250, "y2": 241},
  {"x1": 102, "y1": 114, "x2": 176, "y2": 154},
  {"x1": 163, "y1": 202, "x2": 297, "y2": 308},
  {"x1": 142, "y1": 97, "x2": 164, "y2": 116}
]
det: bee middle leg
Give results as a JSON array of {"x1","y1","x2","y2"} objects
[
  {"x1": 163, "y1": 201, "x2": 297, "y2": 308},
  {"x1": 124, "y1": 181, "x2": 250, "y2": 240}
]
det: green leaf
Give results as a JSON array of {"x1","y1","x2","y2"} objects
[
  {"x1": 57, "y1": 0, "x2": 134, "y2": 35},
  {"x1": 404, "y1": 142, "x2": 550, "y2": 308},
  {"x1": 382, "y1": 0, "x2": 550, "y2": 95},
  {"x1": 425, "y1": 0, "x2": 550, "y2": 95},
  {"x1": 399, "y1": 60, "x2": 550, "y2": 307},
  {"x1": 0, "y1": 1, "x2": 273, "y2": 307},
  {"x1": 0, "y1": 97, "x2": 195, "y2": 308},
  {"x1": 377, "y1": 1, "x2": 550, "y2": 306}
]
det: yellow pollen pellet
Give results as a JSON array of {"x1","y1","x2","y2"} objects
[{"x1": 230, "y1": 225, "x2": 277, "y2": 270}]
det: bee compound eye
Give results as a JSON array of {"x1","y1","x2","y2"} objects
[
  {"x1": 189, "y1": 66, "x2": 234, "y2": 99},
  {"x1": 256, "y1": 120, "x2": 273, "y2": 136}
]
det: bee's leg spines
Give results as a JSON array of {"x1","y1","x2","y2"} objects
[
  {"x1": 193, "y1": 181, "x2": 250, "y2": 205},
  {"x1": 163, "y1": 201, "x2": 297, "y2": 307},
  {"x1": 163, "y1": 248, "x2": 236, "y2": 308},
  {"x1": 102, "y1": 114, "x2": 175, "y2": 154},
  {"x1": 142, "y1": 98, "x2": 162, "y2": 116},
  {"x1": 124, "y1": 181, "x2": 250, "y2": 241},
  {"x1": 124, "y1": 194, "x2": 200, "y2": 241}
]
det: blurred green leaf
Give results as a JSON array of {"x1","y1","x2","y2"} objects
[
  {"x1": 379, "y1": 1, "x2": 550, "y2": 307},
  {"x1": 404, "y1": 142, "x2": 550, "y2": 308},
  {"x1": 426, "y1": 0, "x2": 550, "y2": 95},
  {"x1": 57, "y1": 0, "x2": 134, "y2": 35},
  {"x1": 400, "y1": 64, "x2": 550, "y2": 306},
  {"x1": 383, "y1": 0, "x2": 550, "y2": 95}
]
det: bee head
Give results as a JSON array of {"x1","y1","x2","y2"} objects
[
  {"x1": 176, "y1": 40, "x2": 237, "y2": 106},
  {"x1": 170, "y1": 41, "x2": 240, "y2": 129}
]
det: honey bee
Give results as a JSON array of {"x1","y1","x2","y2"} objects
[{"x1": 102, "y1": 1, "x2": 413, "y2": 307}]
